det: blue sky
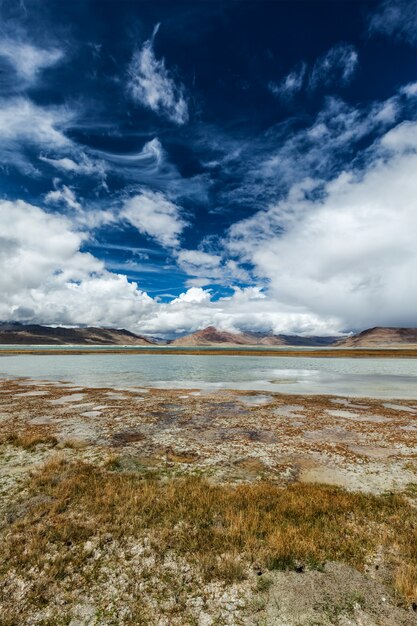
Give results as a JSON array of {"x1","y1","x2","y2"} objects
[{"x1": 1, "y1": 0, "x2": 417, "y2": 337}]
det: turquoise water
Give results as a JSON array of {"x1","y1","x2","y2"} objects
[{"x1": 1, "y1": 352, "x2": 417, "y2": 399}]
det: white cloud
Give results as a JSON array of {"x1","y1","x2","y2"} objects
[
  {"x1": 122, "y1": 189, "x2": 188, "y2": 249},
  {"x1": 94, "y1": 138, "x2": 164, "y2": 167},
  {"x1": 227, "y1": 118, "x2": 417, "y2": 330},
  {"x1": 0, "y1": 199, "x2": 154, "y2": 328},
  {"x1": 172, "y1": 287, "x2": 212, "y2": 304},
  {"x1": 369, "y1": 0, "x2": 417, "y2": 46},
  {"x1": 0, "y1": 199, "x2": 339, "y2": 337},
  {"x1": 45, "y1": 185, "x2": 82, "y2": 212},
  {"x1": 268, "y1": 44, "x2": 358, "y2": 103},
  {"x1": 0, "y1": 97, "x2": 74, "y2": 173},
  {"x1": 0, "y1": 38, "x2": 63, "y2": 85},
  {"x1": 127, "y1": 23, "x2": 188, "y2": 125},
  {"x1": 138, "y1": 286, "x2": 342, "y2": 337},
  {"x1": 0, "y1": 97, "x2": 72, "y2": 146},
  {"x1": 177, "y1": 249, "x2": 221, "y2": 270},
  {"x1": 309, "y1": 43, "x2": 358, "y2": 91},
  {"x1": 39, "y1": 154, "x2": 107, "y2": 179},
  {"x1": 175, "y1": 249, "x2": 251, "y2": 287},
  {"x1": 0, "y1": 34, "x2": 64, "y2": 94},
  {"x1": 380, "y1": 120, "x2": 417, "y2": 151},
  {"x1": 401, "y1": 81, "x2": 417, "y2": 97},
  {"x1": 269, "y1": 62, "x2": 306, "y2": 100}
]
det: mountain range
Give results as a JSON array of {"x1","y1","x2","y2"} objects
[
  {"x1": 169, "y1": 326, "x2": 336, "y2": 346},
  {"x1": 0, "y1": 323, "x2": 153, "y2": 345},
  {"x1": 334, "y1": 327, "x2": 417, "y2": 347},
  {"x1": 1, "y1": 323, "x2": 417, "y2": 347}
]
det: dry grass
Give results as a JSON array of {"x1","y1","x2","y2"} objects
[
  {"x1": 57, "y1": 438, "x2": 89, "y2": 450},
  {"x1": 165, "y1": 447, "x2": 199, "y2": 463},
  {"x1": 1, "y1": 432, "x2": 58, "y2": 450},
  {"x1": 395, "y1": 564, "x2": 417, "y2": 602},
  {"x1": 1, "y1": 457, "x2": 416, "y2": 611},
  {"x1": 234, "y1": 457, "x2": 267, "y2": 474}
]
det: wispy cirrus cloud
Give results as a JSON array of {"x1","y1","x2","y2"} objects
[
  {"x1": 39, "y1": 154, "x2": 108, "y2": 180},
  {"x1": 0, "y1": 37, "x2": 63, "y2": 92},
  {"x1": 369, "y1": 0, "x2": 417, "y2": 46},
  {"x1": 127, "y1": 23, "x2": 189, "y2": 125},
  {"x1": 204, "y1": 87, "x2": 405, "y2": 218},
  {"x1": 269, "y1": 43, "x2": 358, "y2": 103},
  {"x1": 0, "y1": 97, "x2": 74, "y2": 174},
  {"x1": 268, "y1": 62, "x2": 306, "y2": 101},
  {"x1": 44, "y1": 184, "x2": 82, "y2": 212},
  {"x1": 309, "y1": 43, "x2": 358, "y2": 91},
  {"x1": 175, "y1": 248, "x2": 251, "y2": 288}
]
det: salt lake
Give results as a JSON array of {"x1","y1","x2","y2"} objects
[{"x1": 1, "y1": 351, "x2": 417, "y2": 399}]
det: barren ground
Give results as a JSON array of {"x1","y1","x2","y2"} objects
[{"x1": 0, "y1": 377, "x2": 416, "y2": 625}]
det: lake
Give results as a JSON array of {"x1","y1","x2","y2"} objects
[{"x1": 1, "y1": 352, "x2": 417, "y2": 399}]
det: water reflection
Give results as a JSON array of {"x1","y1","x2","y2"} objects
[{"x1": 1, "y1": 353, "x2": 417, "y2": 399}]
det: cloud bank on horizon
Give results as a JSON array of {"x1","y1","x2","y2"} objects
[{"x1": 0, "y1": 0, "x2": 417, "y2": 337}]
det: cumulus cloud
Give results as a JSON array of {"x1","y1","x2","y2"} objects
[
  {"x1": 138, "y1": 286, "x2": 342, "y2": 337},
  {"x1": 127, "y1": 23, "x2": 188, "y2": 125},
  {"x1": 269, "y1": 62, "x2": 306, "y2": 100},
  {"x1": 227, "y1": 117, "x2": 417, "y2": 331},
  {"x1": 122, "y1": 189, "x2": 188, "y2": 249},
  {"x1": 369, "y1": 0, "x2": 417, "y2": 45},
  {"x1": 309, "y1": 43, "x2": 358, "y2": 91},
  {"x1": 0, "y1": 199, "x2": 155, "y2": 327},
  {"x1": 0, "y1": 198, "x2": 340, "y2": 337}
]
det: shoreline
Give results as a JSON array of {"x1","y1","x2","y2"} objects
[{"x1": 2, "y1": 346, "x2": 417, "y2": 357}]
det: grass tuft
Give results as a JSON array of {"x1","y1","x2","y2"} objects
[{"x1": 2, "y1": 432, "x2": 58, "y2": 450}]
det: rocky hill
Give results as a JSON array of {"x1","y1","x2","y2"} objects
[
  {"x1": 170, "y1": 326, "x2": 337, "y2": 347},
  {"x1": 0, "y1": 323, "x2": 154, "y2": 345},
  {"x1": 335, "y1": 327, "x2": 417, "y2": 347}
]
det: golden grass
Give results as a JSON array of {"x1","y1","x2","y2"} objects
[
  {"x1": 1, "y1": 432, "x2": 58, "y2": 450},
  {"x1": 1, "y1": 457, "x2": 416, "y2": 609},
  {"x1": 395, "y1": 564, "x2": 417, "y2": 602}
]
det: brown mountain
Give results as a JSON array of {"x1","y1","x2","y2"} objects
[
  {"x1": 0, "y1": 323, "x2": 154, "y2": 345},
  {"x1": 335, "y1": 327, "x2": 417, "y2": 348},
  {"x1": 170, "y1": 326, "x2": 336, "y2": 347}
]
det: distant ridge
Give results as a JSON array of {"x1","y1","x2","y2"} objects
[
  {"x1": 0, "y1": 323, "x2": 154, "y2": 345},
  {"x1": 170, "y1": 326, "x2": 337, "y2": 347},
  {"x1": 4, "y1": 323, "x2": 416, "y2": 348},
  {"x1": 335, "y1": 327, "x2": 417, "y2": 348}
]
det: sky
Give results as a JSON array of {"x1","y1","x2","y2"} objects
[{"x1": 1, "y1": 0, "x2": 417, "y2": 338}]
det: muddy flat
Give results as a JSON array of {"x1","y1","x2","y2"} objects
[{"x1": 1, "y1": 378, "x2": 416, "y2": 492}]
